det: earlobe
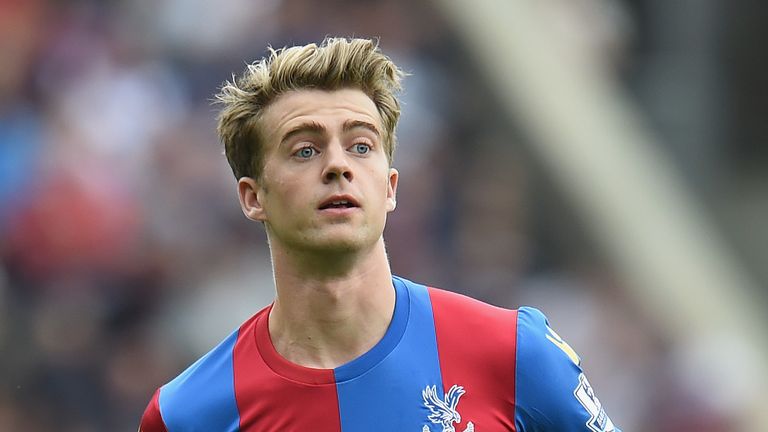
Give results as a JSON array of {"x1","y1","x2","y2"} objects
[
  {"x1": 238, "y1": 177, "x2": 267, "y2": 222},
  {"x1": 386, "y1": 168, "x2": 399, "y2": 212}
]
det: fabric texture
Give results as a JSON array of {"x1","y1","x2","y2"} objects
[{"x1": 139, "y1": 276, "x2": 620, "y2": 432}]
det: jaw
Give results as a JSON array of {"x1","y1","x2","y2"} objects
[
  {"x1": 284, "y1": 223, "x2": 377, "y2": 254},
  {"x1": 263, "y1": 200, "x2": 390, "y2": 276},
  {"x1": 269, "y1": 206, "x2": 386, "y2": 248},
  {"x1": 268, "y1": 230, "x2": 387, "y2": 280}
]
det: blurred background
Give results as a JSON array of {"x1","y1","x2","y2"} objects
[{"x1": 1, "y1": 0, "x2": 767, "y2": 430}]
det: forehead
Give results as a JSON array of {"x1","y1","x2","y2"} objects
[{"x1": 260, "y1": 88, "x2": 381, "y2": 143}]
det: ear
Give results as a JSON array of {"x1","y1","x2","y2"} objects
[
  {"x1": 238, "y1": 177, "x2": 268, "y2": 222},
  {"x1": 386, "y1": 167, "x2": 399, "y2": 212}
]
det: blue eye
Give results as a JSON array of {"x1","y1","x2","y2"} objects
[
  {"x1": 296, "y1": 147, "x2": 316, "y2": 158},
  {"x1": 353, "y1": 143, "x2": 371, "y2": 154}
]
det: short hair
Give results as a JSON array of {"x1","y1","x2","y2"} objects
[{"x1": 215, "y1": 37, "x2": 405, "y2": 180}]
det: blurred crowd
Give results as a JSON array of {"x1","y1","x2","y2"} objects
[{"x1": 0, "y1": 0, "x2": 759, "y2": 430}]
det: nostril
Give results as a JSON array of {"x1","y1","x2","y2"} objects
[
  {"x1": 323, "y1": 168, "x2": 352, "y2": 183},
  {"x1": 323, "y1": 170, "x2": 341, "y2": 183}
]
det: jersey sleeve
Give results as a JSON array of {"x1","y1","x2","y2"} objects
[
  {"x1": 139, "y1": 388, "x2": 169, "y2": 432},
  {"x1": 515, "y1": 307, "x2": 621, "y2": 432}
]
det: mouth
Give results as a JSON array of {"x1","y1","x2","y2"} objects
[{"x1": 318, "y1": 195, "x2": 361, "y2": 210}]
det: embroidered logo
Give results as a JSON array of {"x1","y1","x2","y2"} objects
[
  {"x1": 421, "y1": 384, "x2": 475, "y2": 432},
  {"x1": 545, "y1": 325, "x2": 581, "y2": 366},
  {"x1": 574, "y1": 373, "x2": 617, "y2": 432}
]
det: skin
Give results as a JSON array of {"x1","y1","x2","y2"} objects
[{"x1": 237, "y1": 88, "x2": 399, "y2": 369}]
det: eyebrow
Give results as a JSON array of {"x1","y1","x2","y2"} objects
[
  {"x1": 280, "y1": 121, "x2": 327, "y2": 146},
  {"x1": 342, "y1": 120, "x2": 380, "y2": 138},
  {"x1": 279, "y1": 119, "x2": 381, "y2": 146}
]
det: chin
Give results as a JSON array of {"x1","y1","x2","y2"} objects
[
  {"x1": 311, "y1": 237, "x2": 369, "y2": 254},
  {"x1": 273, "y1": 222, "x2": 384, "y2": 255},
  {"x1": 305, "y1": 229, "x2": 380, "y2": 254}
]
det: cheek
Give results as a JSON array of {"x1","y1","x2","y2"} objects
[
  {"x1": 261, "y1": 174, "x2": 296, "y2": 214},
  {"x1": 369, "y1": 174, "x2": 393, "y2": 212},
  {"x1": 279, "y1": 178, "x2": 316, "y2": 212}
]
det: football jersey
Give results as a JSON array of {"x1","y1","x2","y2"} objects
[{"x1": 140, "y1": 275, "x2": 620, "y2": 431}]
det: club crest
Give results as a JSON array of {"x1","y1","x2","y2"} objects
[{"x1": 421, "y1": 384, "x2": 475, "y2": 432}]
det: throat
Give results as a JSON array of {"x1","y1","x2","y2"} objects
[{"x1": 267, "y1": 276, "x2": 396, "y2": 369}]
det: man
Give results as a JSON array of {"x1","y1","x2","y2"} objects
[{"x1": 140, "y1": 37, "x2": 620, "y2": 432}]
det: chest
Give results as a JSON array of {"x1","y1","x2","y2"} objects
[{"x1": 234, "y1": 350, "x2": 516, "y2": 432}]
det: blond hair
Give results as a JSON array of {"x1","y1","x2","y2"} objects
[{"x1": 215, "y1": 37, "x2": 405, "y2": 180}]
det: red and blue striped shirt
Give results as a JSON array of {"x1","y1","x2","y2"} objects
[{"x1": 140, "y1": 275, "x2": 619, "y2": 431}]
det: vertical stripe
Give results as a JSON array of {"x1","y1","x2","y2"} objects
[
  {"x1": 159, "y1": 330, "x2": 241, "y2": 432},
  {"x1": 335, "y1": 277, "x2": 445, "y2": 431},
  {"x1": 430, "y1": 288, "x2": 518, "y2": 431},
  {"x1": 235, "y1": 310, "x2": 342, "y2": 431}
]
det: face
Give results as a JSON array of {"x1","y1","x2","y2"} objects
[{"x1": 238, "y1": 88, "x2": 398, "y2": 254}]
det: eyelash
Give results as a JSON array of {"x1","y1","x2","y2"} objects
[
  {"x1": 294, "y1": 146, "x2": 317, "y2": 159},
  {"x1": 352, "y1": 142, "x2": 372, "y2": 154},
  {"x1": 292, "y1": 142, "x2": 373, "y2": 159}
]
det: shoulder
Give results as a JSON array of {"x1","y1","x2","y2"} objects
[
  {"x1": 514, "y1": 307, "x2": 620, "y2": 432},
  {"x1": 424, "y1": 283, "x2": 518, "y2": 325},
  {"x1": 149, "y1": 329, "x2": 242, "y2": 431},
  {"x1": 139, "y1": 388, "x2": 167, "y2": 432},
  {"x1": 409, "y1": 281, "x2": 521, "y2": 357},
  {"x1": 407, "y1": 279, "x2": 622, "y2": 432},
  {"x1": 139, "y1": 308, "x2": 268, "y2": 432},
  {"x1": 418, "y1": 282, "x2": 519, "y2": 371},
  {"x1": 516, "y1": 306, "x2": 581, "y2": 366}
]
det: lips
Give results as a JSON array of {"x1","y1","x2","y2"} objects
[{"x1": 318, "y1": 195, "x2": 361, "y2": 210}]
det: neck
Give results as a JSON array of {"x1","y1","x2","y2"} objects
[{"x1": 266, "y1": 237, "x2": 396, "y2": 369}]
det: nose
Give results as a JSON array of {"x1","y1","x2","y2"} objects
[{"x1": 322, "y1": 142, "x2": 353, "y2": 183}]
